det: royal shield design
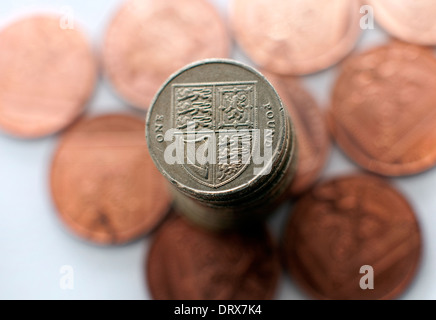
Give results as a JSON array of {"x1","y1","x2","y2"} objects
[{"x1": 173, "y1": 82, "x2": 257, "y2": 188}]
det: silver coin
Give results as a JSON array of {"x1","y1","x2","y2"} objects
[{"x1": 146, "y1": 59, "x2": 293, "y2": 199}]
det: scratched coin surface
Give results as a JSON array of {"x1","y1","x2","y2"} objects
[
  {"x1": 230, "y1": 0, "x2": 361, "y2": 75},
  {"x1": 102, "y1": 0, "x2": 229, "y2": 110},
  {"x1": 329, "y1": 42, "x2": 436, "y2": 176},
  {"x1": 263, "y1": 72, "x2": 330, "y2": 195},
  {"x1": 147, "y1": 213, "x2": 280, "y2": 300},
  {"x1": 282, "y1": 175, "x2": 422, "y2": 300},
  {"x1": 51, "y1": 114, "x2": 170, "y2": 244},
  {"x1": 365, "y1": 0, "x2": 436, "y2": 45},
  {"x1": 0, "y1": 15, "x2": 97, "y2": 138}
]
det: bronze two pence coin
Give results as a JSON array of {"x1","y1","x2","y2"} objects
[
  {"x1": 51, "y1": 114, "x2": 170, "y2": 244},
  {"x1": 147, "y1": 213, "x2": 281, "y2": 300},
  {"x1": 102, "y1": 0, "x2": 229, "y2": 110},
  {"x1": 263, "y1": 72, "x2": 330, "y2": 195},
  {"x1": 0, "y1": 15, "x2": 97, "y2": 138},
  {"x1": 230, "y1": 0, "x2": 361, "y2": 75},
  {"x1": 329, "y1": 42, "x2": 436, "y2": 176},
  {"x1": 365, "y1": 0, "x2": 436, "y2": 45},
  {"x1": 282, "y1": 175, "x2": 422, "y2": 300}
]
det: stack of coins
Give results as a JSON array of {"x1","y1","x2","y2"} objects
[
  {"x1": 146, "y1": 59, "x2": 298, "y2": 230},
  {"x1": 2, "y1": 0, "x2": 434, "y2": 301}
]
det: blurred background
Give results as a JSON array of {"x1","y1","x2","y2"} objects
[{"x1": 0, "y1": 0, "x2": 435, "y2": 299}]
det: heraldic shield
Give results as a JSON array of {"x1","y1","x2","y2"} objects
[{"x1": 172, "y1": 81, "x2": 258, "y2": 188}]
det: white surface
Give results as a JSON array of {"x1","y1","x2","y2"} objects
[{"x1": 0, "y1": 0, "x2": 434, "y2": 300}]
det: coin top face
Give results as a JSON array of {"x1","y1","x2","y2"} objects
[
  {"x1": 230, "y1": 0, "x2": 361, "y2": 75},
  {"x1": 366, "y1": 0, "x2": 436, "y2": 45},
  {"x1": 102, "y1": 0, "x2": 229, "y2": 110},
  {"x1": 264, "y1": 72, "x2": 330, "y2": 195},
  {"x1": 147, "y1": 213, "x2": 280, "y2": 300},
  {"x1": 282, "y1": 175, "x2": 422, "y2": 300},
  {"x1": 51, "y1": 114, "x2": 170, "y2": 244},
  {"x1": 146, "y1": 59, "x2": 290, "y2": 198},
  {"x1": 0, "y1": 15, "x2": 97, "y2": 138},
  {"x1": 329, "y1": 42, "x2": 436, "y2": 176}
]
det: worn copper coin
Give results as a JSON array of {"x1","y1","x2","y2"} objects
[
  {"x1": 365, "y1": 0, "x2": 436, "y2": 45},
  {"x1": 147, "y1": 212, "x2": 280, "y2": 300},
  {"x1": 282, "y1": 174, "x2": 422, "y2": 300},
  {"x1": 0, "y1": 15, "x2": 97, "y2": 138},
  {"x1": 263, "y1": 72, "x2": 330, "y2": 195},
  {"x1": 230, "y1": 0, "x2": 361, "y2": 75},
  {"x1": 329, "y1": 42, "x2": 436, "y2": 176},
  {"x1": 51, "y1": 114, "x2": 170, "y2": 244},
  {"x1": 102, "y1": 0, "x2": 229, "y2": 110}
]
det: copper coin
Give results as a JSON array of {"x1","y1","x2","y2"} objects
[
  {"x1": 263, "y1": 72, "x2": 330, "y2": 195},
  {"x1": 282, "y1": 174, "x2": 422, "y2": 300},
  {"x1": 329, "y1": 42, "x2": 436, "y2": 176},
  {"x1": 51, "y1": 114, "x2": 170, "y2": 244},
  {"x1": 102, "y1": 0, "x2": 229, "y2": 110},
  {"x1": 0, "y1": 15, "x2": 97, "y2": 138},
  {"x1": 366, "y1": 0, "x2": 436, "y2": 45},
  {"x1": 230, "y1": 0, "x2": 362, "y2": 75},
  {"x1": 147, "y1": 213, "x2": 280, "y2": 300}
]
